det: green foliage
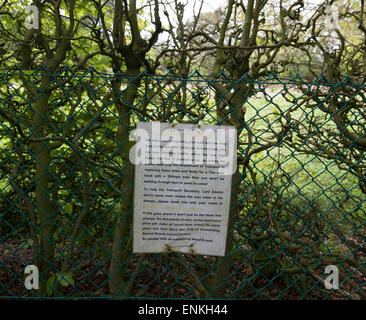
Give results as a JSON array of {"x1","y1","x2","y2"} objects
[{"x1": 0, "y1": 68, "x2": 365, "y2": 299}]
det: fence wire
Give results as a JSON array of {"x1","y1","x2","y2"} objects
[{"x1": 0, "y1": 66, "x2": 365, "y2": 299}]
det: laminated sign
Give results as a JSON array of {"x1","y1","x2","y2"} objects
[{"x1": 132, "y1": 122, "x2": 237, "y2": 256}]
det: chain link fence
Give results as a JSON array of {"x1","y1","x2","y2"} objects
[{"x1": 1, "y1": 66, "x2": 365, "y2": 299}]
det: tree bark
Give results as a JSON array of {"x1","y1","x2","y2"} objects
[{"x1": 33, "y1": 79, "x2": 55, "y2": 296}]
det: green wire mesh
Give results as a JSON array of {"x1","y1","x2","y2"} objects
[{"x1": 0, "y1": 66, "x2": 365, "y2": 299}]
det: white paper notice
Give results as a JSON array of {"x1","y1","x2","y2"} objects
[{"x1": 132, "y1": 122, "x2": 236, "y2": 256}]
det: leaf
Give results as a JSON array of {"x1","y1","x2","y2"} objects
[
  {"x1": 57, "y1": 272, "x2": 74, "y2": 287},
  {"x1": 23, "y1": 239, "x2": 33, "y2": 249},
  {"x1": 22, "y1": 70, "x2": 34, "y2": 75},
  {"x1": 46, "y1": 276, "x2": 55, "y2": 296},
  {"x1": 63, "y1": 202, "x2": 73, "y2": 214}
]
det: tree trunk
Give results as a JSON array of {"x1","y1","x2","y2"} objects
[
  {"x1": 108, "y1": 73, "x2": 139, "y2": 295},
  {"x1": 33, "y1": 80, "x2": 55, "y2": 296},
  {"x1": 208, "y1": 173, "x2": 239, "y2": 298}
]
